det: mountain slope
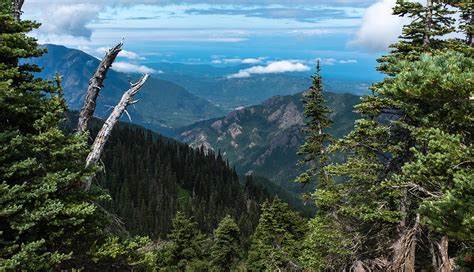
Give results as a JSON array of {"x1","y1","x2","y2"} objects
[
  {"x1": 63, "y1": 112, "x2": 271, "y2": 242},
  {"x1": 175, "y1": 91, "x2": 360, "y2": 193},
  {"x1": 155, "y1": 70, "x2": 370, "y2": 111},
  {"x1": 31, "y1": 44, "x2": 225, "y2": 132}
]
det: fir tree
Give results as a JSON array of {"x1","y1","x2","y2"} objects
[
  {"x1": 0, "y1": 2, "x2": 107, "y2": 270},
  {"x1": 377, "y1": 0, "x2": 457, "y2": 75},
  {"x1": 299, "y1": 1, "x2": 473, "y2": 270},
  {"x1": 157, "y1": 211, "x2": 209, "y2": 270},
  {"x1": 210, "y1": 215, "x2": 241, "y2": 271},
  {"x1": 247, "y1": 199, "x2": 307, "y2": 271},
  {"x1": 295, "y1": 60, "x2": 332, "y2": 186}
]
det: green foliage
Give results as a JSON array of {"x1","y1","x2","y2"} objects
[
  {"x1": 296, "y1": 61, "x2": 333, "y2": 186},
  {"x1": 210, "y1": 215, "x2": 241, "y2": 271},
  {"x1": 247, "y1": 199, "x2": 307, "y2": 271},
  {"x1": 298, "y1": 1, "x2": 473, "y2": 269},
  {"x1": 0, "y1": 4, "x2": 109, "y2": 270},
  {"x1": 156, "y1": 211, "x2": 209, "y2": 271},
  {"x1": 89, "y1": 236, "x2": 157, "y2": 271},
  {"x1": 377, "y1": 0, "x2": 458, "y2": 75},
  {"x1": 81, "y1": 121, "x2": 269, "y2": 244}
]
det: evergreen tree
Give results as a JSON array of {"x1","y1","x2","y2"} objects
[
  {"x1": 0, "y1": 2, "x2": 107, "y2": 270},
  {"x1": 298, "y1": 1, "x2": 473, "y2": 270},
  {"x1": 445, "y1": 0, "x2": 474, "y2": 47},
  {"x1": 247, "y1": 199, "x2": 307, "y2": 271},
  {"x1": 157, "y1": 211, "x2": 209, "y2": 270},
  {"x1": 0, "y1": 4, "x2": 155, "y2": 270},
  {"x1": 295, "y1": 60, "x2": 332, "y2": 186},
  {"x1": 378, "y1": 0, "x2": 457, "y2": 75},
  {"x1": 210, "y1": 215, "x2": 241, "y2": 271}
]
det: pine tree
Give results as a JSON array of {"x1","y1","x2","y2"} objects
[
  {"x1": 0, "y1": 2, "x2": 108, "y2": 270},
  {"x1": 247, "y1": 198, "x2": 307, "y2": 271},
  {"x1": 210, "y1": 215, "x2": 241, "y2": 271}
]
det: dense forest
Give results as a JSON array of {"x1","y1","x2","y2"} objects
[
  {"x1": 82, "y1": 118, "x2": 271, "y2": 241},
  {"x1": 1, "y1": 0, "x2": 473, "y2": 271}
]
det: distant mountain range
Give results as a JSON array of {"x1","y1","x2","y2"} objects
[
  {"x1": 31, "y1": 44, "x2": 362, "y2": 198},
  {"x1": 30, "y1": 44, "x2": 225, "y2": 132},
  {"x1": 151, "y1": 63, "x2": 371, "y2": 111},
  {"x1": 175, "y1": 91, "x2": 360, "y2": 194}
]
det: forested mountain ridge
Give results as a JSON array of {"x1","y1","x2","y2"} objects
[
  {"x1": 176, "y1": 90, "x2": 360, "y2": 193},
  {"x1": 62, "y1": 112, "x2": 271, "y2": 242},
  {"x1": 30, "y1": 44, "x2": 225, "y2": 132},
  {"x1": 3, "y1": 0, "x2": 473, "y2": 270}
]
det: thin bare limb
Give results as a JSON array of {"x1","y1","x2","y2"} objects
[
  {"x1": 77, "y1": 41, "x2": 124, "y2": 133},
  {"x1": 82, "y1": 74, "x2": 149, "y2": 191},
  {"x1": 391, "y1": 183, "x2": 443, "y2": 198}
]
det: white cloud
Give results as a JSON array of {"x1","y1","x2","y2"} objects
[
  {"x1": 349, "y1": 0, "x2": 409, "y2": 52},
  {"x1": 339, "y1": 59, "x2": 358, "y2": 64},
  {"x1": 95, "y1": 47, "x2": 145, "y2": 60},
  {"x1": 227, "y1": 60, "x2": 310, "y2": 78},
  {"x1": 112, "y1": 62, "x2": 163, "y2": 74},
  {"x1": 36, "y1": 4, "x2": 101, "y2": 38},
  {"x1": 212, "y1": 57, "x2": 265, "y2": 64},
  {"x1": 316, "y1": 58, "x2": 337, "y2": 65}
]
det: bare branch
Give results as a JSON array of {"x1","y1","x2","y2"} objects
[
  {"x1": 82, "y1": 74, "x2": 149, "y2": 191},
  {"x1": 124, "y1": 109, "x2": 132, "y2": 122},
  {"x1": 77, "y1": 41, "x2": 124, "y2": 133},
  {"x1": 391, "y1": 183, "x2": 443, "y2": 198}
]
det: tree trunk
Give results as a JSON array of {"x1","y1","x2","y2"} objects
[
  {"x1": 82, "y1": 74, "x2": 149, "y2": 191},
  {"x1": 469, "y1": 9, "x2": 474, "y2": 47},
  {"x1": 11, "y1": 0, "x2": 24, "y2": 21},
  {"x1": 391, "y1": 213, "x2": 420, "y2": 272},
  {"x1": 437, "y1": 235, "x2": 452, "y2": 272},
  {"x1": 424, "y1": 0, "x2": 433, "y2": 47},
  {"x1": 77, "y1": 41, "x2": 123, "y2": 133}
]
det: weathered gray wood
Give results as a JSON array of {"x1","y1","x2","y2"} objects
[
  {"x1": 77, "y1": 41, "x2": 123, "y2": 133},
  {"x1": 11, "y1": 0, "x2": 24, "y2": 21},
  {"x1": 423, "y1": 0, "x2": 433, "y2": 47},
  {"x1": 82, "y1": 74, "x2": 149, "y2": 191}
]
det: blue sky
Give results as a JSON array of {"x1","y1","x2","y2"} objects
[{"x1": 22, "y1": 0, "x2": 415, "y2": 81}]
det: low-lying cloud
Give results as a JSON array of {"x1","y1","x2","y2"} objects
[
  {"x1": 112, "y1": 62, "x2": 162, "y2": 74},
  {"x1": 339, "y1": 59, "x2": 358, "y2": 64},
  {"x1": 227, "y1": 60, "x2": 310, "y2": 78},
  {"x1": 95, "y1": 47, "x2": 145, "y2": 60},
  {"x1": 212, "y1": 58, "x2": 265, "y2": 65}
]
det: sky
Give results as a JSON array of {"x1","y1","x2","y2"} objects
[{"x1": 22, "y1": 0, "x2": 417, "y2": 81}]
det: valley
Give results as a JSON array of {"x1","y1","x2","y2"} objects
[{"x1": 34, "y1": 44, "x2": 363, "y2": 208}]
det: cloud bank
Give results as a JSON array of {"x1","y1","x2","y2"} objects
[
  {"x1": 212, "y1": 58, "x2": 265, "y2": 65},
  {"x1": 349, "y1": 0, "x2": 408, "y2": 51},
  {"x1": 112, "y1": 62, "x2": 162, "y2": 74},
  {"x1": 95, "y1": 47, "x2": 145, "y2": 60},
  {"x1": 227, "y1": 61, "x2": 310, "y2": 78},
  {"x1": 37, "y1": 4, "x2": 101, "y2": 38}
]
